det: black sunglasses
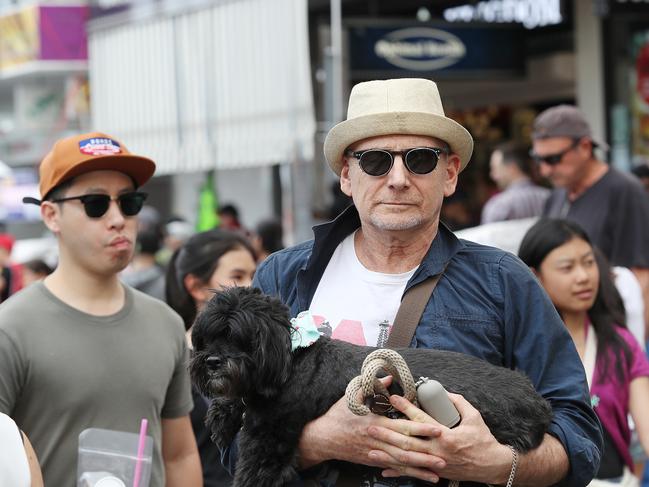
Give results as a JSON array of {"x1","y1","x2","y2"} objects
[
  {"x1": 530, "y1": 139, "x2": 580, "y2": 166},
  {"x1": 48, "y1": 191, "x2": 148, "y2": 218},
  {"x1": 344, "y1": 147, "x2": 449, "y2": 177}
]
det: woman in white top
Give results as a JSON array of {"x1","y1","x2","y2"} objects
[{"x1": 0, "y1": 412, "x2": 44, "y2": 487}]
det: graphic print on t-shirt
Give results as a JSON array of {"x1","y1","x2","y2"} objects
[
  {"x1": 309, "y1": 232, "x2": 417, "y2": 347},
  {"x1": 311, "y1": 315, "x2": 392, "y2": 346}
]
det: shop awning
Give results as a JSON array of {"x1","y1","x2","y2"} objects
[{"x1": 87, "y1": 0, "x2": 315, "y2": 174}]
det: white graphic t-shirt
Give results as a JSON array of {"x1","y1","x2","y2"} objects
[{"x1": 309, "y1": 231, "x2": 417, "y2": 347}]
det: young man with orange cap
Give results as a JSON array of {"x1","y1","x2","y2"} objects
[
  {"x1": 0, "y1": 133, "x2": 202, "y2": 486},
  {"x1": 246, "y1": 79, "x2": 602, "y2": 486}
]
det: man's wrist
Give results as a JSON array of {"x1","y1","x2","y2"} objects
[
  {"x1": 297, "y1": 420, "x2": 326, "y2": 469},
  {"x1": 504, "y1": 446, "x2": 518, "y2": 487},
  {"x1": 490, "y1": 443, "x2": 516, "y2": 486}
]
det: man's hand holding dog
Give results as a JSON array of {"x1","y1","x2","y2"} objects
[
  {"x1": 367, "y1": 393, "x2": 570, "y2": 487},
  {"x1": 297, "y1": 395, "x2": 403, "y2": 470},
  {"x1": 297, "y1": 380, "x2": 513, "y2": 485},
  {"x1": 367, "y1": 392, "x2": 513, "y2": 485},
  {"x1": 297, "y1": 376, "x2": 409, "y2": 472}
]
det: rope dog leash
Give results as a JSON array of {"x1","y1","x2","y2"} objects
[
  {"x1": 345, "y1": 349, "x2": 418, "y2": 416},
  {"x1": 344, "y1": 349, "x2": 518, "y2": 487}
]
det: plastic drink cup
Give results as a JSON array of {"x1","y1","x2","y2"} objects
[{"x1": 77, "y1": 428, "x2": 152, "y2": 487}]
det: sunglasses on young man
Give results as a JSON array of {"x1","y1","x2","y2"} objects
[
  {"x1": 530, "y1": 139, "x2": 581, "y2": 166},
  {"x1": 46, "y1": 192, "x2": 148, "y2": 218},
  {"x1": 344, "y1": 147, "x2": 450, "y2": 177}
]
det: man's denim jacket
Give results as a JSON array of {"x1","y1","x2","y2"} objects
[{"x1": 236, "y1": 206, "x2": 602, "y2": 486}]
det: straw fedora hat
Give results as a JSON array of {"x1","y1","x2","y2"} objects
[{"x1": 324, "y1": 78, "x2": 473, "y2": 176}]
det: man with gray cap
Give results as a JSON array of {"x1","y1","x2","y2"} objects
[
  {"x1": 531, "y1": 104, "x2": 649, "y2": 333},
  {"x1": 243, "y1": 79, "x2": 601, "y2": 487}
]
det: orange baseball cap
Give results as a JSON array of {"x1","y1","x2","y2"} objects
[{"x1": 27, "y1": 132, "x2": 156, "y2": 202}]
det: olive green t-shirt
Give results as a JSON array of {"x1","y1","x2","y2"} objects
[{"x1": 0, "y1": 282, "x2": 193, "y2": 487}]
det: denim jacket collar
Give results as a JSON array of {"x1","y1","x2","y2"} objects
[{"x1": 296, "y1": 205, "x2": 464, "y2": 309}]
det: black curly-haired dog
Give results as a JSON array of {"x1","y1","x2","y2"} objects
[{"x1": 190, "y1": 287, "x2": 553, "y2": 487}]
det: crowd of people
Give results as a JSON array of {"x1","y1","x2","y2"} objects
[{"x1": 1, "y1": 76, "x2": 649, "y2": 487}]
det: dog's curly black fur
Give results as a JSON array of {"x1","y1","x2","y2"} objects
[{"x1": 190, "y1": 287, "x2": 553, "y2": 487}]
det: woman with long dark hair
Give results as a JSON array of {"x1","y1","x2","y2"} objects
[
  {"x1": 519, "y1": 218, "x2": 649, "y2": 486},
  {"x1": 166, "y1": 229, "x2": 256, "y2": 332},
  {"x1": 166, "y1": 229, "x2": 256, "y2": 487}
]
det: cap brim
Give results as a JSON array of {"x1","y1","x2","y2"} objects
[{"x1": 324, "y1": 112, "x2": 473, "y2": 176}]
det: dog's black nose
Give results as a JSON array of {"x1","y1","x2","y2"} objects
[{"x1": 206, "y1": 356, "x2": 222, "y2": 371}]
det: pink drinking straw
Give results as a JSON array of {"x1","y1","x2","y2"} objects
[{"x1": 132, "y1": 418, "x2": 148, "y2": 487}]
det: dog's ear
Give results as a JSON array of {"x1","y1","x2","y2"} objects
[{"x1": 247, "y1": 293, "x2": 293, "y2": 399}]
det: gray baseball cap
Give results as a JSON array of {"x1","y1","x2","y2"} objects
[{"x1": 532, "y1": 104, "x2": 609, "y2": 151}]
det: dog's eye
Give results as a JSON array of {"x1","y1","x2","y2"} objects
[{"x1": 206, "y1": 356, "x2": 222, "y2": 371}]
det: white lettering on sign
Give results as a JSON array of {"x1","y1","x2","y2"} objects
[
  {"x1": 374, "y1": 28, "x2": 466, "y2": 71},
  {"x1": 444, "y1": 0, "x2": 563, "y2": 29}
]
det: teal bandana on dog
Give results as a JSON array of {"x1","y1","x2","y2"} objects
[{"x1": 290, "y1": 311, "x2": 322, "y2": 351}]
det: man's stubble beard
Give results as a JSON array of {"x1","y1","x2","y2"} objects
[{"x1": 369, "y1": 213, "x2": 423, "y2": 231}]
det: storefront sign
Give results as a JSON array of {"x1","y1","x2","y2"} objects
[
  {"x1": 374, "y1": 28, "x2": 466, "y2": 71},
  {"x1": 443, "y1": 0, "x2": 563, "y2": 29},
  {"x1": 348, "y1": 23, "x2": 524, "y2": 78}
]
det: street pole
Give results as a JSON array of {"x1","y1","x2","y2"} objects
[{"x1": 330, "y1": 0, "x2": 343, "y2": 124}]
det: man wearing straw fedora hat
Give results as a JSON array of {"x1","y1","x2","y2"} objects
[{"x1": 251, "y1": 79, "x2": 602, "y2": 486}]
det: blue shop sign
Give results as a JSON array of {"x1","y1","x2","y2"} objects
[{"x1": 348, "y1": 24, "x2": 525, "y2": 78}]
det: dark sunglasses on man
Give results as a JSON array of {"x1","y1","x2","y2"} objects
[
  {"x1": 23, "y1": 191, "x2": 148, "y2": 219},
  {"x1": 344, "y1": 147, "x2": 450, "y2": 177},
  {"x1": 529, "y1": 138, "x2": 581, "y2": 166}
]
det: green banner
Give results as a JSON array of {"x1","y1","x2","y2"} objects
[{"x1": 196, "y1": 171, "x2": 220, "y2": 231}]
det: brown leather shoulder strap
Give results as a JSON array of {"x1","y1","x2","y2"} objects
[{"x1": 385, "y1": 273, "x2": 443, "y2": 349}]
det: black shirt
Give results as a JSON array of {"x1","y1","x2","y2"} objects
[{"x1": 544, "y1": 167, "x2": 649, "y2": 268}]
